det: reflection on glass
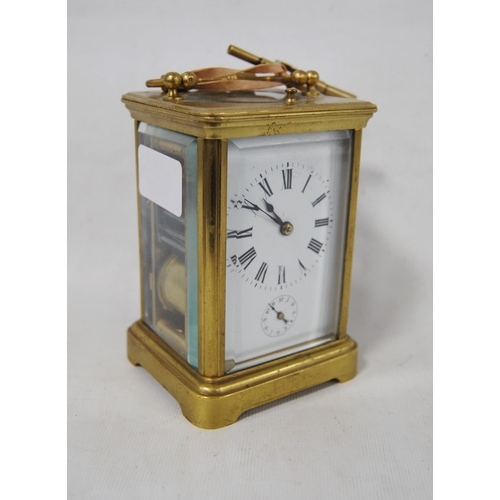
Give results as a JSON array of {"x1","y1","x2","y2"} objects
[
  {"x1": 224, "y1": 130, "x2": 353, "y2": 372},
  {"x1": 137, "y1": 123, "x2": 198, "y2": 368}
]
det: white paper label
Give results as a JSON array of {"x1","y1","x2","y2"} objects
[{"x1": 138, "y1": 144, "x2": 182, "y2": 217}]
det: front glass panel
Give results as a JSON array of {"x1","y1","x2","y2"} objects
[
  {"x1": 137, "y1": 123, "x2": 198, "y2": 368},
  {"x1": 225, "y1": 131, "x2": 353, "y2": 372}
]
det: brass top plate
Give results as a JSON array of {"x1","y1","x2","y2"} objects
[{"x1": 122, "y1": 90, "x2": 377, "y2": 139}]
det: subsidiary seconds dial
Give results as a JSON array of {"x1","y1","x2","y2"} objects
[
  {"x1": 226, "y1": 162, "x2": 334, "y2": 290},
  {"x1": 261, "y1": 295, "x2": 298, "y2": 337}
]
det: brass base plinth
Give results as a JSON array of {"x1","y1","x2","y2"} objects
[{"x1": 127, "y1": 320, "x2": 358, "y2": 429}]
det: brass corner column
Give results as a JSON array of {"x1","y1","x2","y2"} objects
[{"x1": 197, "y1": 138, "x2": 228, "y2": 377}]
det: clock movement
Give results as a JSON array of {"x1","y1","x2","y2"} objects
[{"x1": 122, "y1": 45, "x2": 377, "y2": 428}]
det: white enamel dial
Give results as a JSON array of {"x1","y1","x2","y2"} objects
[
  {"x1": 225, "y1": 131, "x2": 353, "y2": 372},
  {"x1": 226, "y1": 162, "x2": 334, "y2": 291},
  {"x1": 261, "y1": 295, "x2": 298, "y2": 337}
]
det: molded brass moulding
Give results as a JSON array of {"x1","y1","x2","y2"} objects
[
  {"x1": 338, "y1": 129, "x2": 363, "y2": 339},
  {"x1": 121, "y1": 91, "x2": 377, "y2": 140},
  {"x1": 127, "y1": 320, "x2": 358, "y2": 429},
  {"x1": 197, "y1": 138, "x2": 227, "y2": 377}
]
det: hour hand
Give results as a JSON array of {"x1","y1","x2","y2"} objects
[
  {"x1": 261, "y1": 198, "x2": 284, "y2": 226},
  {"x1": 242, "y1": 198, "x2": 282, "y2": 226},
  {"x1": 262, "y1": 198, "x2": 274, "y2": 213},
  {"x1": 262, "y1": 198, "x2": 283, "y2": 225}
]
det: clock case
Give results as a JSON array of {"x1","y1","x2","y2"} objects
[{"x1": 122, "y1": 89, "x2": 377, "y2": 429}]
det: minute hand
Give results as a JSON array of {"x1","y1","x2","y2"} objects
[{"x1": 242, "y1": 199, "x2": 283, "y2": 226}]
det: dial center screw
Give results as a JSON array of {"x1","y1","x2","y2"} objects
[{"x1": 281, "y1": 221, "x2": 294, "y2": 236}]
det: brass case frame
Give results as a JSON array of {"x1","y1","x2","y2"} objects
[{"x1": 122, "y1": 90, "x2": 376, "y2": 428}]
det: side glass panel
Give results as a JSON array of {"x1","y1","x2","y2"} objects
[
  {"x1": 137, "y1": 123, "x2": 198, "y2": 369},
  {"x1": 225, "y1": 130, "x2": 353, "y2": 372}
]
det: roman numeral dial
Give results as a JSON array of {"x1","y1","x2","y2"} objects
[
  {"x1": 224, "y1": 131, "x2": 355, "y2": 369},
  {"x1": 226, "y1": 162, "x2": 333, "y2": 290}
]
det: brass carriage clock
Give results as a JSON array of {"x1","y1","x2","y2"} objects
[{"x1": 122, "y1": 46, "x2": 377, "y2": 428}]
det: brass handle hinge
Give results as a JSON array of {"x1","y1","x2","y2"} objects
[{"x1": 228, "y1": 44, "x2": 356, "y2": 99}]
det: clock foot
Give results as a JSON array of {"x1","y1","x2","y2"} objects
[{"x1": 127, "y1": 320, "x2": 358, "y2": 429}]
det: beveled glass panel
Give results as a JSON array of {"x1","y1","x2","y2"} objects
[
  {"x1": 137, "y1": 123, "x2": 198, "y2": 368},
  {"x1": 224, "y1": 130, "x2": 353, "y2": 372}
]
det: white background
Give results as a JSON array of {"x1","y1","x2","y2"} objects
[{"x1": 65, "y1": 1, "x2": 433, "y2": 498}]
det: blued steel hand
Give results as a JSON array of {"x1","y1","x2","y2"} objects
[
  {"x1": 261, "y1": 198, "x2": 285, "y2": 226},
  {"x1": 242, "y1": 199, "x2": 283, "y2": 226}
]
